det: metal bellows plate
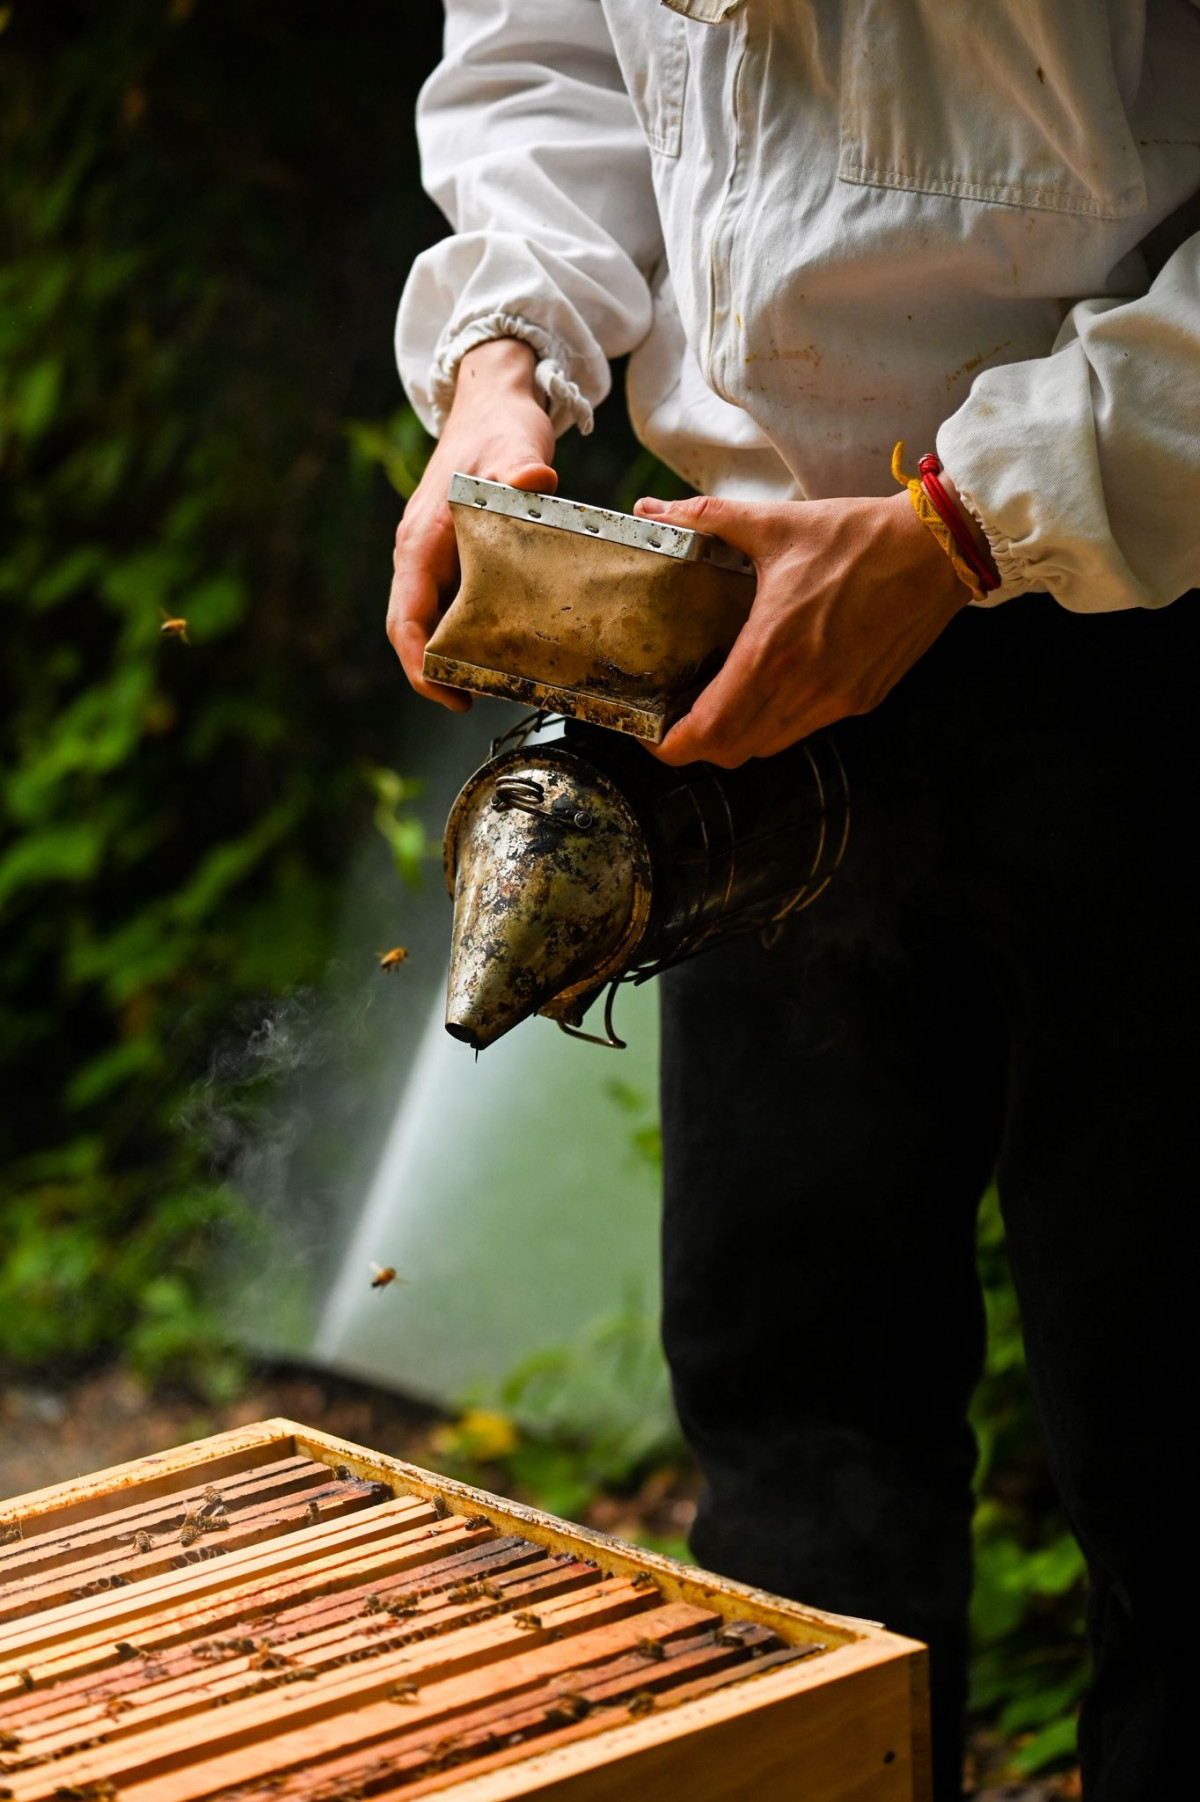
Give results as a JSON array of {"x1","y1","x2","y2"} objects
[{"x1": 423, "y1": 476, "x2": 756, "y2": 743}]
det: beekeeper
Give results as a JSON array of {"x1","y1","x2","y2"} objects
[{"x1": 387, "y1": 5, "x2": 1200, "y2": 1796}]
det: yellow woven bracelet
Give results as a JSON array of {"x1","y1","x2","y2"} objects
[{"x1": 891, "y1": 441, "x2": 990, "y2": 603}]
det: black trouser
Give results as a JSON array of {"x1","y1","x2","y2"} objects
[{"x1": 659, "y1": 594, "x2": 1199, "y2": 1801}]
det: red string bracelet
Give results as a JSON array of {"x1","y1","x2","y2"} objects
[{"x1": 917, "y1": 455, "x2": 999, "y2": 593}]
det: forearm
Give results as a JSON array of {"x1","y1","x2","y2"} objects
[
  {"x1": 937, "y1": 229, "x2": 1200, "y2": 612},
  {"x1": 398, "y1": 0, "x2": 662, "y2": 438}
]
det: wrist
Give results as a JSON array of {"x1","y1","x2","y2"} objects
[
  {"x1": 454, "y1": 337, "x2": 541, "y2": 405},
  {"x1": 938, "y1": 474, "x2": 999, "y2": 587}
]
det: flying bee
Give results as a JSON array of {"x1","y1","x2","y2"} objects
[
  {"x1": 377, "y1": 946, "x2": 409, "y2": 973},
  {"x1": 369, "y1": 1263, "x2": 410, "y2": 1291},
  {"x1": 159, "y1": 610, "x2": 190, "y2": 643}
]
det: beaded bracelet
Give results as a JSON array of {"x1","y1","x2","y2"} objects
[{"x1": 891, "y1": 442, "x2": 999, "y2": 603}]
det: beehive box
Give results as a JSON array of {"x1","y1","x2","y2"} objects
[{"x1": 0, "y1": 1420, "x2": 930, "y2": 1801}]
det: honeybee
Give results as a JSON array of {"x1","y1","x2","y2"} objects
[
  {"x1": 544, "y1": 1692, "x2": 590, "y2": 1724},
  {"x1": 134, "y1": 1531, "x2": 153, "y2": 1554},
  {"x1": 369, "y1": 1263, "x2": 410, "y2": 1291},
  {"x1": 159, "y1": 610, "x2": 190, "y2": 643},
  {"x1": 179, "y1": 1525, "x2": 199, "y2": 1548},
  {"x1": 377, "y1": 946, "x2": 409, "y2": 973}
]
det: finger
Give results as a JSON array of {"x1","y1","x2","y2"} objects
[
  {"x1": 386, "y1": 560, "x2": 473, "y2": 711},
  {"x1": 503, "y1": 460, "x2": 558, "y2": 495},
  {"x1": 650, "y1": 624, "x2": 780, "y2": 766},
  {"x1": 632, "y1": 493, "x2": 769, "y2": 561}
]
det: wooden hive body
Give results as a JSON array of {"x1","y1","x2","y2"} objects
[{"x1": 0, "y1": 1420, "x2": 930, "y2": 1801}]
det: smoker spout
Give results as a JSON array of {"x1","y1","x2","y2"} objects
[{"x1": 443, "y1": 751, "x2": 650, "y2": 1050}]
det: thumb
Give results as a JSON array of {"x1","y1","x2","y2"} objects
[
  {"x1": 633, "y1": 492, "x2": 759, "y2": 561},
  {"x1": 506, "y1": 460, "x2": 558, "y2": 496}
]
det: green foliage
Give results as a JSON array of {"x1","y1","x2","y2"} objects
[
  {"x1": 363, "y1": 765, "x2": 432, "y2": 891},
  {"x1": 0, "y1": 0, "x2": 446, "y2": 1390},
  {"x1": 969, "y1": 1188, "x2": 1088, "y2": 1772},
  {"x1": 603, "y1": 1076, "x2": 663, "y2": 1173},
  {"x1": 435, "y1": 1300, "x2": 684, "y2": 1524},
  {"x1": 344, "y1": 408, "x2": 436, "y2": 504}
]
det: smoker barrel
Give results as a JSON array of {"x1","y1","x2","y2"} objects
[{"x1": 442, "y1": 723, "x2": 849, "y2": 1050}]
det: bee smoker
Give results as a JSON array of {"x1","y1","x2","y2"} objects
[
  {"x1": 442, "y1": 720, "x2": 849, "y2": 1050},
  {"x1": 430, "y1": 476, "x2": 850, "y2": 1051}
]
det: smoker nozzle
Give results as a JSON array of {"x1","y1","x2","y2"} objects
[{"x1": 443, "y1": 751, "x2": 650, "y2": 1051}]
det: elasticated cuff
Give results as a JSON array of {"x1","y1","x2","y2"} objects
[
  {"x1": 428, "y1": 311, "x2": 594, "y2": 437},
  {"x1": 945, "y1": 476, "x2": 1042, "y2": 606}
]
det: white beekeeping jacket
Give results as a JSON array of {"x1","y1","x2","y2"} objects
[{"x1": 397, "y1": 0, "x2": 1200, "y2": 613}]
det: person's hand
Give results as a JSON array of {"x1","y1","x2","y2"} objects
[
  {"x1": 632, "y1": 488, "x2": 982, "y2": 766},
  {"x1": 387, "y1": 337, "x2": 557, "y2": 709}
]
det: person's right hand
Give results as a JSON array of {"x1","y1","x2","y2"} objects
[{"x1": 387, "y1": 337, "x2": 557, "y2": 709}]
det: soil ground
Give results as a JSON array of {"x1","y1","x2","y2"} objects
[{"x1": 1, "y1": 1362, "x2": 1079, "y2": 1800}]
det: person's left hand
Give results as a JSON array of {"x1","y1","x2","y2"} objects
[{"x1": 632, "y1": 489, "x2": 974, "y2": 766}]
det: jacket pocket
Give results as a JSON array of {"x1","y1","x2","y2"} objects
[
  {"x1": 606, "y1": 0, "x2": 690, "y2": 156},
  {"x1": 839, "y1": 0, "x2": 1146, "y2": 220}
]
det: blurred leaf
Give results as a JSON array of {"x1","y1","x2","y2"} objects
[
  {"x1": 1012, "y1": 1714, "x2": 1080, "y2": 1776},
  {"x1": 343, "y1": 408, "x2": 433, "y2": 500},
  {"x1": 0, "y1": 821, "x2": 105, "y2": 910},
  {"x1": 365, "y1": 764, "x2": 430, "y2": 888},
  {"x1": 65, "y1": 1036, "x2": 158, "y2": 1109},
  {"x1": 15, "y1": 356, "x2": 62, "y2": 438}
]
